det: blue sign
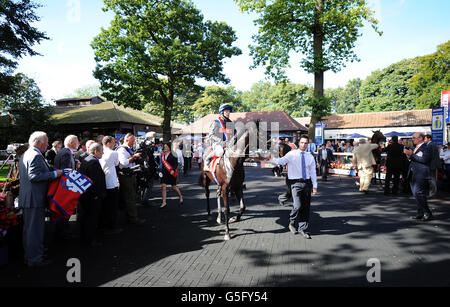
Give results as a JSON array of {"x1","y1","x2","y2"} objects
[
  {"x1": 432, "y1": 107, "x2": 445, "y2": 145},
  {"x1": 315, "y1": 123, "x2": 324, "y2": 146}
]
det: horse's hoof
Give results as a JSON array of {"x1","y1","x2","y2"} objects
[
  {"x1": 224, "y1": 234, "x2": 231, "y2": 241},
  {"x1": 229, "y1": 216, "x2": 239, "y2": 223},
  {"x1": 216, "y1": 218, "x2": 222, "y2": 225}
]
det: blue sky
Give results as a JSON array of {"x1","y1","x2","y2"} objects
[{"x1": 16, "y1": 0, "x2": 450, "y2": 103}]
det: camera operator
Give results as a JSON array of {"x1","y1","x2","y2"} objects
[
  {"x1": 117, "y1": 133, "x2": 145, "y2": 225},
  {"x1": 134, "y1": 132, "x2": 159, "y2": 206}
]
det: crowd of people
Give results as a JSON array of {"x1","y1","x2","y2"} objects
[
  {"x1": 4, "y1": 106, "x2": 450, "y2": 268},
  {"x1": 13, "y1": 131, "x2": 193, "y2": 267}
]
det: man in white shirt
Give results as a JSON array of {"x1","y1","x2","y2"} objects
[
  {"x1": 440, "y1": 143, "x2": 450, "y2": 191},
  {"x1": 99, "y1": 136, "x2": 123, "y2": 235},
  {"x1": 270, "y1": 135, "x2": 318, "y2": 239},
  {"x1": 117, "y1": 133, "x2": 145, "y2": 225}
]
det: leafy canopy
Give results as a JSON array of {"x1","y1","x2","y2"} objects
[
  {"x1": 234, "y1": 0, "x2": 382, "y2": 80},
  {"x1": 0, "y1": 0, "x2": 48, "y2": 95},
  {"x1": 92, "y1": 0, "x2": 241, "y2": 139}
]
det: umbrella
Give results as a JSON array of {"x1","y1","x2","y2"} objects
[
  {"x1": 270, "y1": 133, "x2": 294, "y2": 138},
  {"x1": 178, "y1": 135, "x2": 204, "y2": 141},
  {"x1": 384, "y1": 131, "x2": 409, "y2": 137},
  {"x1": 345, "y1": 133, "x2": 367, "y2": 139}
]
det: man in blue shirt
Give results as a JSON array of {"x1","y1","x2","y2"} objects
[{"x1": 270, "y1": 135, "x2": 318, "y2": 239}]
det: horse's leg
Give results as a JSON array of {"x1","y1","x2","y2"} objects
[
  {"x1": 229, "y1": 187, "x2": 244, "y2": 223},
  {"x1": 205, "y1": 182, "x2": 212, "y2": 221},
  {"x1": 216, "y1": 186, "x2": 222, "y2": 224},
  {"x1": 222, "y1": 184, "x2": 231, "y2": 241}
]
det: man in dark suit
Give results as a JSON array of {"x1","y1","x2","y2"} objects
[
  {"x1": 404, "y1": 132, "x2": 433, "y2": 221},
  {"x1": 425, "y1": 134, "x2": 441, "y2": 197},
  {"x1": 45, "y1": 140, "x2": 62, "y2": 168},
  {"x1": 382, "y1": 136, "x2": 404, "y2": 195},
  {"x1": 78, "y1": 143, "x2": 107, "y2": 247},
  {"x1": 19, "y1": 132, "x2": 63, "y2": 267},
  {"x1": 54, "y1": 135, "x2": 79, "y2": 170},
  {"x1": 53, "y1": 135, "x2": 80, "y2": 239},
  {"x1": 317, "y1": 144, "x2": 334, "y2": 181}
]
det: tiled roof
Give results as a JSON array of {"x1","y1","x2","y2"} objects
[
  {"x1": 294, "y1": 109, "x2": 432, "y2": 129},
  {"x1": 181, "y1": 111, "x2": 307, "y2": 134},
  {"x1": 51, "y1": 101, "x2": 185, "y2": 130}
]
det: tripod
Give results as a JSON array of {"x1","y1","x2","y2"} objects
[{"x1": 1, "y1": 154, "x2": 19, "y2": 194}]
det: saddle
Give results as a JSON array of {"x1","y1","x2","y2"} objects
[{"x1": 209, "y1": 156, "x2": 221, "y2": 174}]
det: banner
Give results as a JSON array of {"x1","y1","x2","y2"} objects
[
  {"x1": 315, "y1": 123, "x2": 324, "y2": 146},
  {"x1": 442, "y1": 90, "x2": 450, "y2": 123},
  {"x1": 432, "y1": 107, "x2": 445, "y2": 145}
]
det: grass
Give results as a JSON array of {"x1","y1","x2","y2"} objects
[{"x1": 0, "y1": 167, "x2": 9, "y2": 182}]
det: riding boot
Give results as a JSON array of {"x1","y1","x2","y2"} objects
[{"x1": 203, "y1": 156, "x2": 212, "y2": 172}]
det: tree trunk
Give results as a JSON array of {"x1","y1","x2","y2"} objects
[
  {"x1": 308, "y1": 0, "x2": 324, "y2": 141},
  {"x1": 160, "y1": 85, "x2": 174, "y2": 142}
]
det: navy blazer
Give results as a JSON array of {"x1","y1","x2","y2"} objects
[
  {"x1": 408, "y1": 143, "x2": 431, "y2": 180},
  {"x1": 54, "y1": 147, "x2": 75, "y2": 170},
  {"x1": 427, "y1": 141, "x2": 441, "y2": 170},
  {"x1": 79, "y1": 154, "x2": 107, "y2": 200},
  {"x1": 318, "y1": 148, "x2": 334, "y2": 164}
]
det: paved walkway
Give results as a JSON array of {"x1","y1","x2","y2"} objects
[{"x1": 1, "y1": 168, "x2": 450, "y2": 287}]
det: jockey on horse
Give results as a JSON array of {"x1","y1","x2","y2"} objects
[{"x1": 203, "y1": 104, "x2": 235, "y2": 173}]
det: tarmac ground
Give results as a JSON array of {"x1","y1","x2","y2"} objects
[{"x1": 1, "y1": 167, "x2": 450, "y2": 287}]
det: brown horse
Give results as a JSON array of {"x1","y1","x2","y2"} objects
[
  {"x1": 371, "y1": 130, "x2": 386, "y2": 185},
  {"x1": 200, "y1": 128, "x2": 251, "y2": 241}
]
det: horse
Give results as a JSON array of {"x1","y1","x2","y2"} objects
[
  {"x1": 271, "y1": 142, "x2": 292, "y2": 177},
  {"x1": 371, "y1": 130, "x2": 387, "y2": 185},
  {"x1": 200, "y1": 126, "x2": 252, "y2": 241}
]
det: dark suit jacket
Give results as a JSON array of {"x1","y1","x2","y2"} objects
[
  {"x1": 54, "y1": 147, "x2": 75, "y2": 170},
  {"x1": 318, "y1": 148, "x2": 334, "y2": 164},
  {"x1": 382, "y1": 142, "x2": 404, "y2": 169},
  {"x1": 45, "y1": 149, "x2": 57, "y2": 167},
  {"x1": 79, "y1": 154, "x2": 107, "y2": 200},
  {"x1": 408, "y1": 143, "x2": 431, "y2": 181},
  {"x1": 427, "y1": 141, "x2": 441, "y2": 170}
]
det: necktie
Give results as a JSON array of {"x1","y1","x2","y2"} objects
[{"x1": 301, "y1": 152, "x2": 307, "y2": 179}]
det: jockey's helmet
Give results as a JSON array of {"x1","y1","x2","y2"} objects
[{"x1": 219, "y1": 104, "x2": 233, "y2": 114}]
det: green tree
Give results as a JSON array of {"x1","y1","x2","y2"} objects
[
  {"x1": 92, "y1": 0, "x2": 241, "y2": 140},
  {"x1": 410, "y1": 40, "x2": 450, "y2": 109},
  {"x1": 357, "y1": 58, "x2": 419, "y2": 113},
  {"x1": 191, "y1": 85, "x2": 245, "y2": 118},
  {"x1": 327, "y1": 78, "x2": 361, "y2": 114},
  {"x1": 234, "y1": 0, "x2": 381, "y2": 137},
  {"x1": 240, "y1": 81, "x2": 273, "y2": 111},
  {"x1": 269, "y1": 82, "x2": 313, "y2": 117},
  {"x1": 0, "y1": 73, "x2": 53, "y2": 144},
  {"x1": 143, "y1": 86, "x2": 202, "y2": 125},
  {"x1": 66, "y1": 84, "x2": 104, "y2": 98},
  {"x1": 0, "y1": 0, "x2": 49, "y2": 95}
]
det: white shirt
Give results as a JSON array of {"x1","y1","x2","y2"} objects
[
  {"x1": 100, "y1": 147, "x2": 119, "y2": 189},
  {"x1": 272, "y1": 150, "x2": 318, "y2": 188},
  {"x1": 440, "y1": 148, "x2": 450, "y2": 164},
  {"x1": 175, "y1": 148, "x2": 184, "y2": 166},
  {"x1": 117, "y1": 145, "x2": 135, "y2": 169},
  {"x1": 322, "y1": 149, "x2": 327, "y2": 160}
]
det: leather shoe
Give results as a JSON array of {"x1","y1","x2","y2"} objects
[
  {"x1": 299, "y1": 230, "x2": 311, "y2": 239},
  {"x1": 422, "y1": 214, "x2": 433, "y2": 221},
  {"x1": 411, "y1": 215, "x2": 424, "y2": 220},
  {"x1": 288, "y1": 224, "x2": 297, "y2": 235}
]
